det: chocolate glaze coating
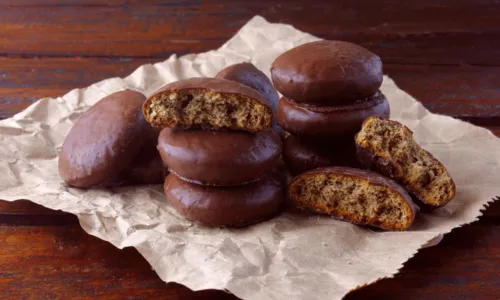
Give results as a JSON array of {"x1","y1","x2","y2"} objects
[
  {"x1": 282, "y1": 135, "x2": 360, "y2": 175},
  {"x1": 271, "y1": 40, "x2": 383, "y2": 104},
  {"x1": 144, "y1": 125, "x2": 163, "y2": 149},
  {"x1": 216, "y1": 62, "x2": 285, "y2": 137},
  {"x1": 158, "y1": 128, "x2": 281, "y2": 186},
  {"x1": 164, "y1": 172, "x2": 285, "y2": 227},
  {"x1": 277, "y1": 92, "x2": 390, "y2": 138},
  {"x1": 105, "y1": 126, "x2": 166, "y2": 187},
  {"x1": 120, "y1": 125, "x2": 166, "y2": 185},
  {"x1": 58, "y1": 90, "x2": 148, "y2": 188},
  {"x1": 115, "y1": 146, "x2": 168, "y2": 186}
]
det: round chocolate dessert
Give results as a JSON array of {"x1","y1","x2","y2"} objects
[
  {"x1": 59, "y1": 89, "x2": 148, "y2": 188},
  {"x1": 164, "y1": 172, "x2": 285, "y2": 227},
  {"x1": 157, "y1": 127, "x2": 281, "y2": 186},
  {"x1": 271, "y1": 40, "x2": 383, "y2": 104}
]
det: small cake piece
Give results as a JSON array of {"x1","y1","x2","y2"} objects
[
  {"x1": 271, "y1": 40, "x2": 383, "y2": 104},
  {"x1": 288, "y1": 167, "x2": 418, "y2": 231},
  {"x1": 355, "y1": 116, "x2": 456, "y2": 208},
  {"x1": 143, "y1": 77, "x2": 273, "y2": 132},
  {"x1": 164, "y1": 172, "x2": 285, "y2": 227},
  {"x1": 158, "y1": 127, "x2": 281, "y2": 186},
  {"x1": 216, "y1": 62, "x2": 285, "y2": 137},
  {"x1": 277, "y1": 92, "x2": 390, "y2": 138},
  {"x1": 282, "y1": 135, "x2": 359, "y2": 175},
  {"x1": 58, "y1": 90, "x2": 148, "y2": 188}
]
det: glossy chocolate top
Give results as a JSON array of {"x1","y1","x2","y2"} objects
[
  {"x1": 58, "y1": 89, "x2": 148, "y2": 188},
  {"x1": 158, "y1": 127, "x2": 281, "y2": 186},
  {"x1": 164, "y1": 172, "x2": 285, "y2": 227},
  {"x1": 271, "y1": 40, "x2": 383, "y2": 104}
]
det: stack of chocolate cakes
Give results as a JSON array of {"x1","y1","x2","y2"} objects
[
  {"x1": 270, "y1": 40, "x2": 391, "y2": 175},
  {"x1": 142, "y1": 77, "x2": 285, "y2": 227}
]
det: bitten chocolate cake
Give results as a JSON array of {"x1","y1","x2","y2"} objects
[
  {"x1": 143, "y1": 77, "x2": 273, "y2": 132},
  {"x1": 355, "y1": 116, "x2": 456, "y2": 208},
  {"x1": 288, "y1": 167, "x2": 418, "y2": 231}
]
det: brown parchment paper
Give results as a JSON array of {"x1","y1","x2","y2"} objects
[{"x1": 0, "y1": 16, "x2": 499, "y2": 300}]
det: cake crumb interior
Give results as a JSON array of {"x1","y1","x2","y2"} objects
[
  {"x1": 356, "y1": 118, "x2": 455, "y2": 206},
  {"x1": 145, "y1": 89, "x2": 271, "y2": 131},
  {"x1": 290, "y1": 173, "x2": 412, "y2": 230}
]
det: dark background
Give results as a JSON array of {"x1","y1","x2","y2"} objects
[{"x1": 0, "y1": 1, "x2": 499, "y2": 299}]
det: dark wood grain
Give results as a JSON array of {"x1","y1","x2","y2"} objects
[
  {"x1": 1, "y1": 57, "x2": 500, "y2": 127},
  {"x1": 0, "y1": 225, "x2": 236, "y2": 300},
  {"x1": 0, "y1": 216, "x2": 499, "y2": 299},
  {"x1": 385, "y1": 65, "x2": 500, "y2": 125},
  {"x1": 1, "y1": 1, "x2": 500, "y2": 299},
  {"x1": 0, "y1": 1, "x2": 499, "y2": 65},
  {"x1": 346, "y1": 223, "x2": 500, "y2": 300},
  {"x1": 0, "y1": 57, "x2": 159, "y2": 119}
]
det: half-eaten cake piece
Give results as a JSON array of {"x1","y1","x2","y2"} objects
[
  {"x1": 289, "y1": 167, "x2": 418, "y2": 231},
  {"x1": 355, "y1": 116, "x2": 456, "y2": 208},
  {"x1": 142, "y1": 77, "x2": 273, "y2": 132}
]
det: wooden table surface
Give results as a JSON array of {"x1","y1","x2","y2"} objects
[{"x1": 1, "y1": 1, "x2": 500, "y2": 299}]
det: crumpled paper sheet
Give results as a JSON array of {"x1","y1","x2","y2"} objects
[{"x1": 1, "y1": 15, "x2": 499, "y2": 300}]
